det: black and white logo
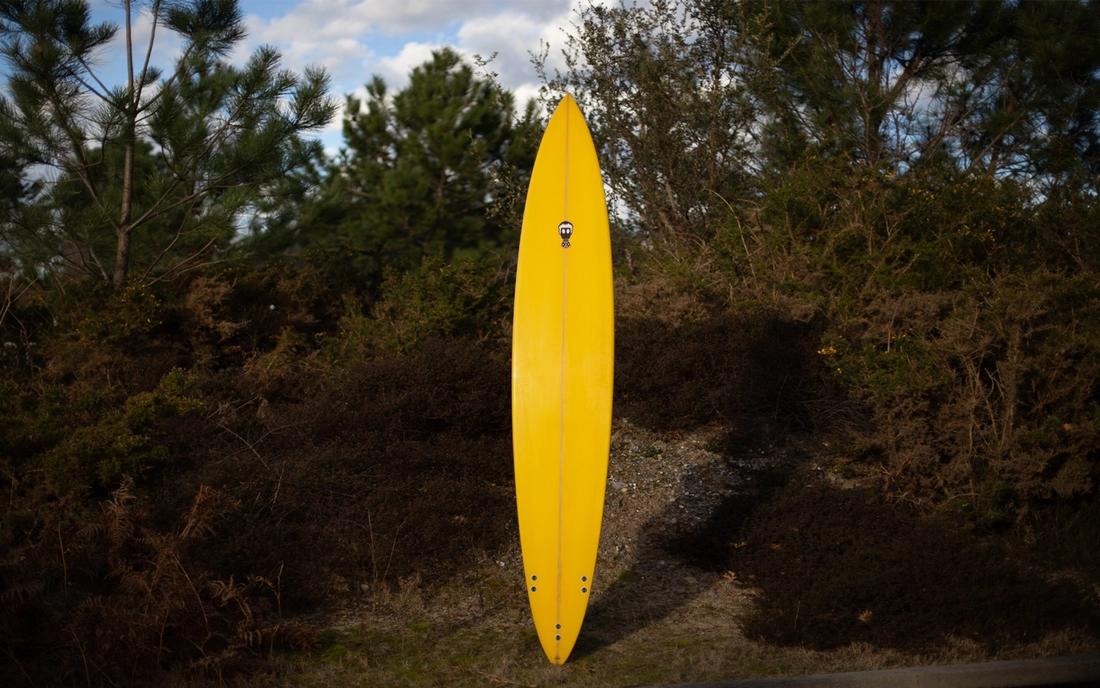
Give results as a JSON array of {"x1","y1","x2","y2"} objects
[{"x1": 558, "y1": 221, "x2": 574, "y2": 248}]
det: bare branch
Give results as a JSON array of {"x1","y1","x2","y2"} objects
[
  {"x1": 0, "y1": 275, "x2": 36, "y2": 330},
  {"x1": 138, "y1": 192, "x2": 208, "y2": 280},
  {"x1": 134, "y1": 0, "x2": 163, "y2": 118},
  {"x1": 71, "y1": 58, "x2": 113, "y2": 103}
]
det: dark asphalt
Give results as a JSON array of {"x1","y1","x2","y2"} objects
[{"x1": 638, "y1": 655, "x2": 1100, "y2": 688}]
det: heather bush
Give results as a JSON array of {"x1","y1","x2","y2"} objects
[
  {"x1": 675, "y1": 479, "x2": 1100, "y2": 651},
  {"x1": 691, "y1": 155, "x2": 1100, "y2": 517},
  {"x1": 193, "y1": 337, "x2": 514, "y2": 605},
  {"x1": 615, "y1": 307, "x2": 826, "y2": 437},
  {"x1": 0, "y1": 252, "x2": 517, "y2": 683}
]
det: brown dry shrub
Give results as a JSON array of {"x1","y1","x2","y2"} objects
[
  {"x1": 33, "y1": 283, "x2": 186, "y2": 395},
  {"x1": 819, "y1": 271, "x2": 1100, "y2": 515},
  {"x1": 192, "y1": 337, "x2": 515, "y2": 606},
  {"x1": 673, "y1": 478, "x2": 1100, "y2": 652},
  {"x1": 0, "y1": 480, "x2": 316, "y2": 687},
  {"x1": 615, "y1": 309, "x2": 829, "y2": 438},
  {"x1": 614, "y1": 274, "x2": 711, "y2": 326},
  {"x1": 180, "y1": 276, "x2": 247, "y2": 368},
  {"x1": 217, "y1": 259, "x2": 360, "y2": 351},
  {"x1": 236, "y1": 326, "x2": 320, "y2": 405}
]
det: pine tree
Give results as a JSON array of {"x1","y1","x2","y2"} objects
[
  {"x1": 275, "y1": 48, "x2": 538, "y2": 282},
  {"x1": 758, "y1": 0, "x2": 986, "y2": 170},
  {"x1": 0, "y1": 0, "x2": 335, "y2": 288},
  {"x1": 758, "y1": 0, "x2": 1100, "y2": 188},
  {"x1": 952, "y1": 0, "x2": 1100, "y2": 190}
]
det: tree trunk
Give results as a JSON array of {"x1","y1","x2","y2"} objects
[
  {"x1": 114, "y1": 141, "x2": 134, "y2": 289},
  {"x1": 114, "y1": 0, "x2": 135, "y2": 291}
]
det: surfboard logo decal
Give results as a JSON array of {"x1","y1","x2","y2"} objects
[{"x1": 558, "y1": 220, "x2": 573, "y2": 248}]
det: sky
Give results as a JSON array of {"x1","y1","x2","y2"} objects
[{"x1": 81, "y1": 0, "x2": 590, "y2": 155}]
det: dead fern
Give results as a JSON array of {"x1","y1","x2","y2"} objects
[
  {"x1": 104, "y1": 476, "x2": 138, "y2": 549},
  {"x1": 1, "y1": 480, "x2": 316, "y2": 686}
]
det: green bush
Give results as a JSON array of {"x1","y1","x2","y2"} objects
[{"x1": 339, "y1": 251, "x2": 514, "y2": 354}]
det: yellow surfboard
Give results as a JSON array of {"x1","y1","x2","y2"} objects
[{"x1": 512, "y1": 95, "x2": 613, "y2": 664}]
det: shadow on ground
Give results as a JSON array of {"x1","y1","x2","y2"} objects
[
  {"x1": 569, "y1": 309, "x2": 827, "y2": 659},
  {"x1": 570, "y1": 448, "x2": 798, "y2": 659},
  {"x1": 571, "y1": 546, "x2": 701, "y2": 659},
  {"x1": 570, "y1": 308, "x2": 1099, "y2": 658},
  {"x1": 670, "y1": 478, "x2": 1100, "y2": 652}
]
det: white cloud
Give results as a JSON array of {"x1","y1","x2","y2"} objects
[
  {"x1": 232, "y1": 0, "x2": 601, "y2": 151},
  {"x1": 239, "y1": 0, "x2": 580, "y2": 86},
  {"x1": 237, "y1": 0, "x2": 497, "y2": 87},
  {"x1": 374, "y1": 41, "x2": 444, "y2": 88},
  {"x1": 450, "y1": 1, "x2": 582, "y2": 113},
  {"x1": 260, "y1": 31, "x2": 373, "y2": 81},
  {"x1": 248, "y1": 0, "x2": 487, "y2": 45},
  {"x1": 456, "y1": 12, "x2": 555, "y2": 88}
]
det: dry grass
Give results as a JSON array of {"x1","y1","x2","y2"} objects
[{"x1": 215, "y1": 554, "x2": 1097, "y2": 688}]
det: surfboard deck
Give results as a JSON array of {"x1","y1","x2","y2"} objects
[{"x1": 512, "y1": 94, "x2": 614, "y2": 665}]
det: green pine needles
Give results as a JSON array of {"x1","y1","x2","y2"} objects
[{"x1": 0, "y1": 0, "x2": 336, "y2": 289}]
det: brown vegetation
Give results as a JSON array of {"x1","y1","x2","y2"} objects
[
  {"x1": 3, "y1": 1, "x2": 1099, "y2": 684},
  {"x1": 1, "y1": 241, "x2": 1098, "y2": 684}
]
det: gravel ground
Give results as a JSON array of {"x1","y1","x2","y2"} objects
[{"x1": 323, "y1": 417, "x2": 787, "y2": 645}]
